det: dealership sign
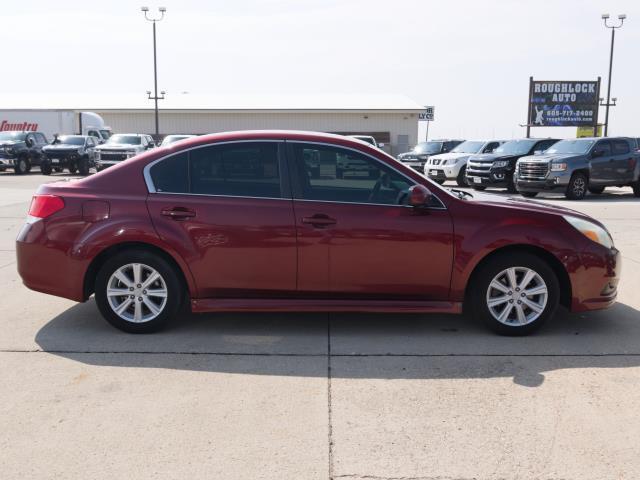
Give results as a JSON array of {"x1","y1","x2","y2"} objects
[
  {"x1": 418, "y1": 106, "x2": 434, "y2": 121},
  {"x1": 528, "y1": 79, "x2": 600, "y2": 127}
]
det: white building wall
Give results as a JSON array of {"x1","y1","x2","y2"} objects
[{"x1": 96, "y1": 110, "x2": 419, "y2": 155}]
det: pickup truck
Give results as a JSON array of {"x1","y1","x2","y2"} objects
[
  {"x1": 41, "y1": 135, "x2": 98, "y2": 175},
  {"x1": 516, "y1": 137, "x2": 640, "y2": 199},
  {"x1": 0, "y1": 131, "x2": 48, "y2": 174},
  {"x1": 94, "y1": 134, "x2": 155, "y2": 171},
  {"x1": 465, "y1": 138, "x2": 559, "y2": 192}
]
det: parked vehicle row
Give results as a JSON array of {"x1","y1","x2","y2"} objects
[
  {"x1": 17, "y1": 130, "x2": 620, "y2": 336},
  {"x1": 396, "y1": 136, "x2": 640, "y2": 200},
  {"x1": 397, "y1": 139, "x2": 464, "y2": 173}
]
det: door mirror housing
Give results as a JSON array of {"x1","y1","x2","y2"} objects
[
  {"x1": 408, "y1": 184, "x2": 433, "y2": 207},
  {"x1": 592, "y1": 149, "x2": 604, "y2": 158}
]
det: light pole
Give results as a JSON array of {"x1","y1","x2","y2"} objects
[
  {"x1": 141, "y1": 6, "x2": 166, "y2": 138},
  {"x1": 600, "y1": 13, "x2": 625, "y2": 137}
]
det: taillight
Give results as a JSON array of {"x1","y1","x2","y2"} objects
[{"x1": 28, "y1": 195, "x2": 65, "y2": 218}]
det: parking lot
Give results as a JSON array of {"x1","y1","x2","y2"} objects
[{"x1": 1, "y1": 170, "x2": 640, "y2": 479}]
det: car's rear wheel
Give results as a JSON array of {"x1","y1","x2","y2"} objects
[
  {"x1": 456, "y1": 165, "x2": 468, "y2": 187},
  {"x1": 95, "y1": 250, "x2": 183, "y2": 333},
  {"x1": 565, "y1": 172, "x2": 588, "y2": 200},
  {"x1": 470, "y1": 252, "x2": 559, "y2": 335},
  {"x1": 521, "y1": 191, "x2": 538, "y2": 198}
]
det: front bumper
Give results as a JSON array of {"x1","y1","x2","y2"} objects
[
  {"x1": 0, "y1": 157, "x2": 16, "y2": 167},
  {"x1": 516, "y1": 173, "x2": 572, "y2": 192},
  {"x1": 95, "y1": 160, "x2": 122, "y2": 169},
  {"x1": 571, "y1": 244, "x2": 621, "y2": 312},
  {"x1": 426, "y1": 164, "x2": 462, "y2": 180}
]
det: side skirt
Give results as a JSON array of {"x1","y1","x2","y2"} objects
[{"x1": 191, "y1": 298, "x2": 463, "y2": 314}]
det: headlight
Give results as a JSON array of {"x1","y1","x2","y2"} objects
[
  {"x1": 4, "y1": 146, "x2": 14, "y2": 154},
  {"x1": 550, "y1": 162, "x2": 567, "y2": 171},
  {"x1": 493, "y1": 160, "x2": 509, "y2": 168},
  {"x1": 564, "y1": 216, "x2": 614, "y2": 249}
]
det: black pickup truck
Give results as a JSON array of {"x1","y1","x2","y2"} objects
[
  {"x1": 41, "y1": 135, "x2": 98, "y2": 175},
  {"x1": 465, "y1": 138, "x2": 559, "y2": 192},
  {"x1": 0, "y1": 131, "x2": 49, "y2": 174},
  {"x1": 515, "y1": 137, "x2": 640, "y2": 199}
]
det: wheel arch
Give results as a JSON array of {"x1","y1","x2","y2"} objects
[
  {"x1": 464, "y1": 244, "x2": 572, "y2": 310},
  {"x1": 83, "y1": 241, "x2": 193, "y2": 302}
]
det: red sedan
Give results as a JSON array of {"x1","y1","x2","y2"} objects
[{"x1": 16, "y1": 131, "x2": 620, "y2": 335}]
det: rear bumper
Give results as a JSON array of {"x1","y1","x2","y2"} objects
[
  {"x1": 16, "y1": 220, "x2": 87, "y2": 302},
  {"x1": 570, "y1": 245, "x2": 621, "y2": 312}
]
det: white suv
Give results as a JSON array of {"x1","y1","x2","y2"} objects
[
  {"x1": 94, "y1": 134, "x2": 156, "y2": 171},
  {"x1": 425, "y1": 140, "x2": 504, "y2": 186}
]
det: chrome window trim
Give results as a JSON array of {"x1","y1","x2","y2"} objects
[
  {"x1": 143, "y1": 139, "x2": 284, "y2": 195},
  {"x1": 286, "y1": 140, "x2": 447, "y2": 210},
  {"x1": 143, "y1": 138, "x2": 447, "y2": 210}
]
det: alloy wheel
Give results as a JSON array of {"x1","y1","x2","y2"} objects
[
  {"x1": 572, "y1": 177, "x2": 586, "y2": 197},
  {"x1": 485, "y1": 266, "x2": 548, "y2": 326},
  {"x1": 106, "y1": 263, "x2": 168, "y2": 323}
]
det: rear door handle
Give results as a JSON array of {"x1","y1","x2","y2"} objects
[
  {"x1": 301, "y1": 214, "x2": 337, "y2": 228},
  {"x1": 161, "y1": 207, "x2": 196, "y2": 220}
]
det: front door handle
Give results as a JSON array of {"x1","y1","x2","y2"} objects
[
  {"x1": 302, "y1": 214, "x2": 337, "y2": 228},
  {"x1": 161, "y1": 207, "x2": 196, "y2": 220}
]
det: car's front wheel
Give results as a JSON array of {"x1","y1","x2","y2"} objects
[
  {"x1": 95, "y1": 250, "x2": 183, "y2": 333},
  {"x1": 565, "y1": 172, "x2": 588, "y2": 200},
  {"x1": 470, "y1": 252, "x2": 559, "y2": 335},
  {"x1": 456, "y1": 165, "x2": 468, "y2": 187}
]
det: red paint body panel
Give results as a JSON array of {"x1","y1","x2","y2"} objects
[
  {"x1": 15, "y1": 130, "x2": 621, "y2": 315},
  {"x1": 293, "y1": 200, "x2": 453, "y2": 299}
]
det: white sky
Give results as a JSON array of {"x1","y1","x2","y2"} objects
[{"x1": 1, "y1": 0, "x2": 638, "y2": 140}]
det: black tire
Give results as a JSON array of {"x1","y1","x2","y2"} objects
[
  {"x1": 588, "y1": 186, "x2": 605, "y2": 194},
  {"x1": 565, "y1": 172, "x2": 588, "y2": 200},
  {"x1": 633, "y1": 181, "x2": 640, "y2": 198},
  {"x1": 471, "y1": 185, "x2": 486, "y2": 191},
  {"x1": 68, "y1": 161, "x2": 78, "y2": 174},
  {"x1": 40, "y1": 160, "x2": 52, "y2": 175},
  {"x1": 432, "y1": 178, "x2": 445, "y2": 185},
  {"x1": 456, "y1": 165, "x2": 468, "y2": 187},
  {"x1": 94, "y1": 249, "x2": 183, "y2": 333},
  {"x1": 53, "y1": 167, "x2": 63, "y2": 173},
  {"x1": 521, "y1": 191, "x2": 538, "y2": 198},
  {"x1": 506, "y1": 175, "x2": 518, "y2": 193},
  {"x1": 469, "y1": 252, "x2": 560, "y2": 336},
  {"x1": 14, "y1": 155, "x2": 30, "y2": 175},
  {"x1": 78, "y1": 156, "x2": 90, "y2": 176}
]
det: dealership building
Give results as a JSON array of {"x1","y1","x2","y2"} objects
[{"x1": 1, "y1": 93, "x2": 425, "y2": 155}]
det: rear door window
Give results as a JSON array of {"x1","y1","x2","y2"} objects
[
  {"x1": 612, "y1": 140, "x2": 630, "y2": 155},
  {"x1": 149, "y1": 152, "x2": 189, "y2": 193},
  {"x1": 189, "y1": 142, "x2": 281, "y2": 198}
]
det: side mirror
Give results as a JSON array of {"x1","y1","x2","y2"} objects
[
  {"x1": 534, "y1": 150, "x2": 543, "y2": 155},
  {"x1": 408, "y1": 184, "x2": 432, "y2": 207},
  {"x1": 26, "y1": 138, "x2": 34, "y2": 147},
  {"x1": 592, "y1": 149, "x2": 604, "y2": 158}
]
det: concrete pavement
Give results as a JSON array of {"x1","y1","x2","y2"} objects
[{"x1": 1, "y1": 172, "x2": 640, "y2": 479}]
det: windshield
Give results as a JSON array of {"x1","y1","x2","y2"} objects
[
  {"x1": 451, "y1": 141, "x2": 485, "y2": 154},
  {"x1": 107, "y1": 134, "x2": 141, "y2": 145},
  {"x1": 414, "y1": 142, "x2": 443, "y2": 154},
  {"x1": 545, "y1": 139, "x2": 596, "y2": 154},
  {"x1": 494, "y1": 140, "x2": 537, "y2": 155},
  {"x1": 100, "y1": 130, "x2": 111, "y2": 139},
  {"x1": 0, "y1": 132, "x2": 27, "y2": 141},
  {"x1": 58, "y1": 136, "x2": 85, "y2": 146}
]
